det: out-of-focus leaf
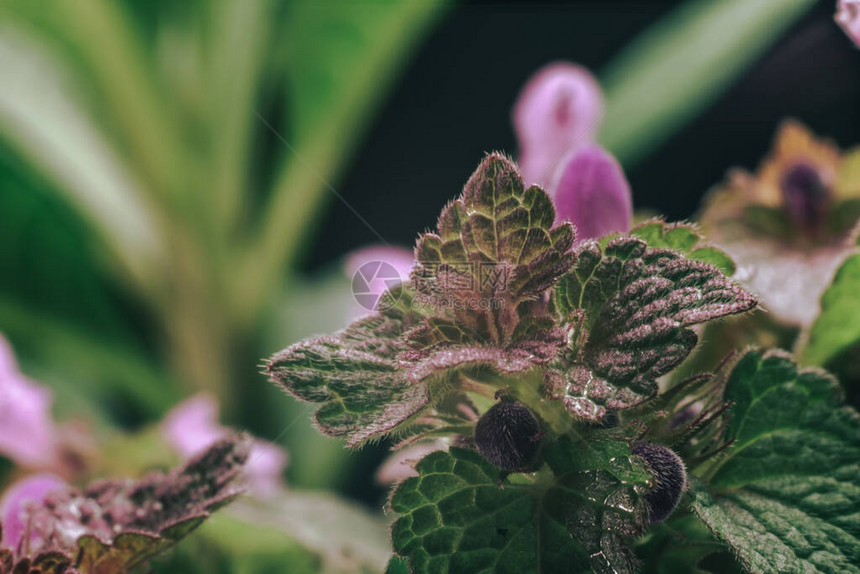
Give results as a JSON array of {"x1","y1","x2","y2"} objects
[
  {"x1": 0, "y1": 0, "x2": 191, "y2": 212},
  {"x1": 152, "y1": 513, "x2": 322, "y2": 574},
  {"x1": 14, "y1": 437, "x2": 251, "y2": 574},
  {"x1": 0, "y1": 26, "x2": 161, "y2": 291},
  {"x1": 0, "y1": 296, "x2": 178, "y2": 422},
  {"x1": 0, "y1": 142, "x2": 138, "y2": 343},
  {"x1": 230, "y1": 491, "x2": 391, "y2": 573},
  {"x1": 241, "y1": 0, "x2": 448, "y2": 324},
  {"x1": 801, "y1": 244, "x2": 860, "y2": 369},
  {"x1": 599, "y1": 0, "x2": 817, "y2": 166}
]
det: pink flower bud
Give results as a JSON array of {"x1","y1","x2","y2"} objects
[
  {"x1": 0, "y1": 473, "x2": 67, "y2": 552},
  {"x1": 0, "y1": 336, "x2": 59, "y2": 469},
  {"x1": 836, "y1": 0, "x2": 860, "y2": 47},
  {"x1": 513, "y1": 62, "x2": 604, "y2": 187},
  {"x1": 551, "y1": 144, "x2": 633, "y2": 240}
]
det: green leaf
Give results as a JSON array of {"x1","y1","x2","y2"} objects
[
  {"x1": 151, "y1": 512, "x2": 322, "y2": 574},
  {"x1": 634, "y1": 513, "x2": 734, "y2": 574},
  {"x1": 630, "y1": 220, "x2": 736, "y2": 276},
  {"x1": 691, "y1": 349, "x2": 860, "y2": 574},
  {"x1": 801, "y1": 249, "x2": 860, "y2": 368},
  {"x1": 229, "y1": 492, "x2": 391, "y2": 573},
  {"x1": 267, "y1": 292, "x2": 430, "y2": 446},
  {"x1": 390, "y1": 440, "x2": 650, "y2": 574},
  {"x1": 387, "y1": 555, "x2": 411, "y2": 574},
  {"x1": 599, "y1": 0, "x2": 817, "y2": 167},
  {"x1": 550, "y1": 236, "x2": 756, "y2": 420}
]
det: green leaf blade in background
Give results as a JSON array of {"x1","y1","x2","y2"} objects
[
  {"x1": 599, "y1": 0, "x2": 818, "y2": 167},
  {"x1": 691, "y1": 349, "x2": 860, "y2": 574},
  {"x1": 801, "y1": 244, "x2": 860, "y2": 369},
  {"x1": 241, "y1": 0, "x2": 448, "y2": 324}
]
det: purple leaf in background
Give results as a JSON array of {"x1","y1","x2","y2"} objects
[
  {"x1": 513, "y1": 62, "x2": 604, "y2": 187},
  {"x1": 836, "y1": 0, "x2": 860, "y2": 47},
  {"x1": 551, "y1": 144, "x2": 633, "y2": 240},
  {"x1": 0, "y1": 336, "x2": 59, "y2": 470},
  {"x1": 163, "y1": 394, "x2": 287, "y2": 497},
  {"x1": 0, "y1": 474, "x2": 67, "y2": 552}
]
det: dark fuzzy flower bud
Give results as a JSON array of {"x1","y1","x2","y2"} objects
[
  {"x1": 780, "y1": 161, "x2": 830, "y2": 230},
  {"x1": 631, "y1": 442, "x2": 686, "y2": 524},
  {"x1": 474, "y1": 401, "x2": 542, "y2": 471}
]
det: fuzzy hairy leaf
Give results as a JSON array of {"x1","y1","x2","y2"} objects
[
  {"x1": 801, "y1": 245, "x2": 860, "y2": 369},
  {"x1": 267, "y1": 292, "x2": 432, "y2": 446},
  {"x1": 390, "y1": 439, "x2": 650, "y2": 574},
  {"x1": 267, "y1": 156, "x2": 579, "y2": 446},
  {"x1": 550, "y1": 236, "x2": 756, "y2": 421},
  {"x1": 629, "y1": 220, "x2": 736, "y2": 276},
  {"x1": 691, "y1": 349, "x2": 860, "y2": 574},
  {"x1": 413, "y1": 153, "x2": 575, "y2": 344}
]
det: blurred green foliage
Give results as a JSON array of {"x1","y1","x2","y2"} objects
[{"x1": 0, "y1": 0, "x2": 819, "y2": 570}]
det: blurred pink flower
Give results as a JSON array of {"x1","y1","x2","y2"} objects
[
  {"x1": 0, "y1": 336, "x2": 59, "y2": 469},
  {"x1": 0, "y1": 473, "x2": 67, "y2": 552},
  {"x1": 513, "y1": 62, "x2": 604, "y2": 187},
  {"x1": 836, "y1": 0, "x2": 860, "y2": 47},
  {"x1": 376, "y1": 441, "x2": 446, "y2": 485},
  {"x1": 345, "y1": 245, "x2": 414, "y2": 282},
  {"x1": 163, "y1": 394, "x2": 287, "y2": 497},
  {"x1": 344, "y1": 245, "x2": 414, "y2": 318},
  {"x1": 551, "y1": 144, "x2": 633, "y2": 239}
]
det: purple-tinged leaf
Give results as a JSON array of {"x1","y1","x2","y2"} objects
[
  {"x1": 267, "y1": 292, "x2": 430, "y2": 447},
  {"x1": 412, "y1": 153, "x2": 575, "y2": 345},
  {"x1": 550, "y1": 236, "x2": 756, "y2": 421},
  {"x1": 513, "y1": 62, "x2": 604, "y2": 186},
  {"x1": 551, "y1": 144, "x2": 633, "y2": 240},
  {"x1": 5, "y1": 436, "x2": 249, "y2": 573}
]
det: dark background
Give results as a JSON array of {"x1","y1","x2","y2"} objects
[{"x1": 304, "y1": 0, "x2": 860, "y2": 272}]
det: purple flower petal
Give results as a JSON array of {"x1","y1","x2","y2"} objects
[
  {"x1": 836, "y1": 0, "x2": 860, "y2": 47},
  {"x1": 163, "y1": 394, "x2": 287, "y2": 497},
  {"x1": 513, "y1": 62, "x2": 604, "y2": 186},
  {"x1": 0, "y1": 336, "x2": 59, "y2": 469},
  {"x1": 0, "y1": 473, "x2": 67, "y2": 551},
  {"x1": 550, "y1": 144, "x2": 633, "y2": 240}
]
